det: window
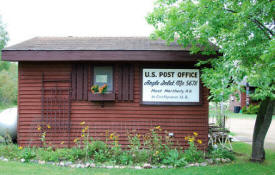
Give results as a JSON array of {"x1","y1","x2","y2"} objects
[
  {"x1": 71, "y1": 63, "x2": 134, "y2": 102},
  {"x1": 93, "y1": 66, "x2": 113, "y2": 92}
]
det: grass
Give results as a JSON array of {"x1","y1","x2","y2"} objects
[
  {"x1": 0, "y1": 142, "x2": 274, "y2": 175},
  {"x1": 209, "y1": 110, "x2": 275, "y2": 120}
]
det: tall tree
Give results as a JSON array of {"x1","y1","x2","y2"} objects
[
  {"x1": 147, "y1": 0, "x2": 274, "y2": 162},
  {"x1": 0, "y1": 16, "x2": 9, "y2": 70},
  {"x1": 0, "y1": 16, "x2": 16, "y2": 105}
]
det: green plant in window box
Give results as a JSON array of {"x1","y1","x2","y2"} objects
[{"x1": 91, "y1": 84, "x2": 107, "y2": 94}]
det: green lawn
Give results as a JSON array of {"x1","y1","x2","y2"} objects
[
  {"x1": 224, "y1": 111, "x2": 275, "y2": 119},
  {"x1": 209, "y1": 110, "x2": 275, "y2": 120},
  {"x1": 0, "y1": 142, "x2": 274, "y2": 175}
]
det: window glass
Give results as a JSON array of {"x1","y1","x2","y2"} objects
[{"x1": 93, "y1": 66, "x2": 113, "y2": 91}]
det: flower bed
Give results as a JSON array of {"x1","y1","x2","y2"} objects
[{"x1": 0, "y1": 124, "x2": 234, "y2": 168}]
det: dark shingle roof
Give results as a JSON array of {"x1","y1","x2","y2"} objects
[{"x1": 4, "y1": 37, "x2": 192, "y2": 51}]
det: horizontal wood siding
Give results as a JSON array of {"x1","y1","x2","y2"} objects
[{"x1": 18, "y1": 62, "x2": 209, "y2": 149}]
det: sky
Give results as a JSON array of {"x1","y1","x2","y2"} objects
[{"x1": 0, "y1": 0, "x2": 155, "y2": 46}]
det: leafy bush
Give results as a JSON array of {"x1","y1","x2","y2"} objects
[
  {"x1": 0, "y1": 144, "x2": 20, "y2": 159},
  {"x1": 183, "y1": 133, "x2": 205, "y2": 163},
  {"x1": 134, "y1": 149, "x2": 149, "y2": 163},
  {"x1": 142, "y1": 126, "x2": 174, "y2": 164},
  {"x1": 184, "y1": 142, "x2": 204, "y2": 163},
  {"x1": 88, "y1": 141, "x2": 108, "y2": 157},
  {"x1": 19, "y1": 147, "x2": 36, "y2": 162},
  {"x1": 0, "y1": 128, "x2": 217, "y2": 167},
  {"x1": 37, "y1": 149, "x2": 59, "y2": 162},
  {"x1": 242, "y1": 104, "x2": 260, "y2": 114},
  {"x1": 70, "y1": 148, "x2": 85, "y2": 161},
  {"x1": 127, "y1": 131, "x2": 149, "y2": 163},
  {"x1": 0, "y1": 63, "x2": 18, "y2": 105},
  {"x1": 210, "y1": 146, "x2": 235, "y2": 160},
  {"x1": 36, "y1": 147, "x2": 85, "y2": 162},
  {"x1": 55, "y1": 148, "x2": 76, "y2": 162},
  {"x1": 94, "y1": 149, "x2": 109, "y2": 163},
  {"x1": 118, "y1": 151, "x2": 133, "y2": 165},
  {"x1": 162, "y1": 149, "x2": 187, "y2": 167}
]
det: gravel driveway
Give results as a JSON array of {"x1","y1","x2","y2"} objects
[{"x1": 226, "y1": 118, "x2": 275, "y2": 150}]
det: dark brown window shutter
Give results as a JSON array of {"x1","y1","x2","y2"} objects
[
  {"x1": 118, "y1": 64, "x2": 134, "y2": 101},
  {"x1": 71, "y1": 63, "x2": 89, "y2": 101}
]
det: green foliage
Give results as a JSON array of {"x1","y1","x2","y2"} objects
[
  {"x1": 19, "y1": 147, "x2": 36, "y2": 162},
  {"x1": 184, "y1": 141, "x2": 204, "y2": 163},
  {"x1": 94, "y1": 149, "x2": 108, "y2": 163},
  {"x1": 87, "y1": 140, "x2": 108, "y2": 157},
  {"x1": 0, "y1": 142, "x2": 275, "y2": 175},
  {"x1": 242, "y1": 104, "x2": 260, "y2": 114},
  {"x1": 0, "y1": 16, "x2": 17, "y2": 107},
  {"x1": 134, "y1": 149, "x2": 149, "y2": 164},
  {"x1": 118, "y1": 151, "x2": 133, "y2": 165},
  {"x1": 0, "y1": 16, "x2": 8, "y2": 55},
  {"x1": 55, "y1": 148, "x2": 76, "y2": 162},
  {"x1": 0, "y1": 144, "x2": 20, "y2": 159},
  {"x1": 147, "y1": 0, "x2": 275, "y2": 102},
  {"x1": 162, "y1": 149, "x2": 187, "y2": 167},
  {"x1": 0, "y1": 64, "x2": 18, "y2": 105},
  {"x1": 209, "y1": 146, "x2": 235, "y2": 161},
  {"x1": 36, "y1": 147, "x2": 86, "y2": 162},
  {"x1": 37, "y1": 149, "x2": 59, "y2": 162},
  {"x1": 0, "y1": 127, "x2": 235, "y2": 167},
  {"x1": 141, "y1": 127, "x2": 175, "y2": 164},
  {"x1": 127, "y1": 131, "x2": 146, "y2": 163},
  {"x1": 109, "y1": 144, "x2": 123, "y2": 164},
  {"x1": 70, "y1": 148, "x2": 85, "y2": 162}
]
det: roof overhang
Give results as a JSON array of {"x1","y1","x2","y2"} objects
[{"x1": 2, "y1": 50, "x2": 214, "y2": 62}]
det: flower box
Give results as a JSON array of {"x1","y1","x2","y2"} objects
[{"x1": 88, "y1": 92, "x2": 115, "y2": 101}]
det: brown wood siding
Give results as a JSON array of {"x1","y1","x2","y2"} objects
[
  {"x1": 117, "y1": 64, "x2": 134, "y2": 101},
  {"x1": 72, "y1": 64, "x2": 89, "y2": 101},
  {"x1": 71, "y1": 64, "x2": 77, "y2": 100},
  {"x1": 18, "y1": 62, "x2": 209, "y2": 149}
]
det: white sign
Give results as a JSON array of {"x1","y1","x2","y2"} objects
[{"x1": 142, "y1": 69, "x2": 200, "y2": 103}]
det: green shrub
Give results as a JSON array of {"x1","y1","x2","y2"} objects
[
  {"x1": 0, "y1": 63, "x2": 18, "y2": 105},
  {"x1": 19, "y1": 147, "x2": 36, "y2": 162},
  {"x1": 0, "y1": 144, "x2": 21, "y2": 160},
  {"x1": 55, "y1": 148, "x2": 76, "y2": 162},
  {"x1": 242, "y1": 104, "x2": 260, "y2": 114},
  {"x1": 135, "y1": 149, "x2": 149, "y2": 163},
  {"x1": 118, "y1": 151, "x2": 133, "y2": 165},
  {"x1": 184, "y1": 141, "x2": 204, "y2": 163},
  {"x1": 210, "y1": 146, "x2": 235, "y2": 160},
  {"x1": 142, "y1": 126, "x2": 174, "y2": 164},
  {"x1": 70, "y1": 148, "x2": 85, "y2": 161},
  {"x1": 241, "y1": 106, "x2": 247, "y2": 114},
  {"x1": 36, "y1": 148, "x2": 85, "y2": 162},
  {"x1": 88, "y1": 141, "x2": 108, "y2": 157},
  {"x1": 37, "y1": 149, "x2": 59, "y2": 162},
  {"x1": 94, "y1": 149, "x2": 109, "y2": 163},
  {"x1": 162, "y1": 149, "x2": 187, "y2": 167},
  {"x1": 0, "y1": 128, "x2": 212, "y2": 166}
]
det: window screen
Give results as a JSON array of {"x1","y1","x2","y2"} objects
[{"x1": 93, "y1": 66, "x2": 113, "y2": 92}]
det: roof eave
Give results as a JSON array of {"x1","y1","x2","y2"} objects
[{"x1": 2, "y1": 50, "x2": 215, "y2": 62}]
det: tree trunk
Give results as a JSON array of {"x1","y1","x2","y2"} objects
[{"x1": 251, "y1": 97, "x2": 275, "y2": 162}]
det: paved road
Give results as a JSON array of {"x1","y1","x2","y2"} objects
[{"x1": 226, "y1": 118, "x2": 275, "y2": 150}]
